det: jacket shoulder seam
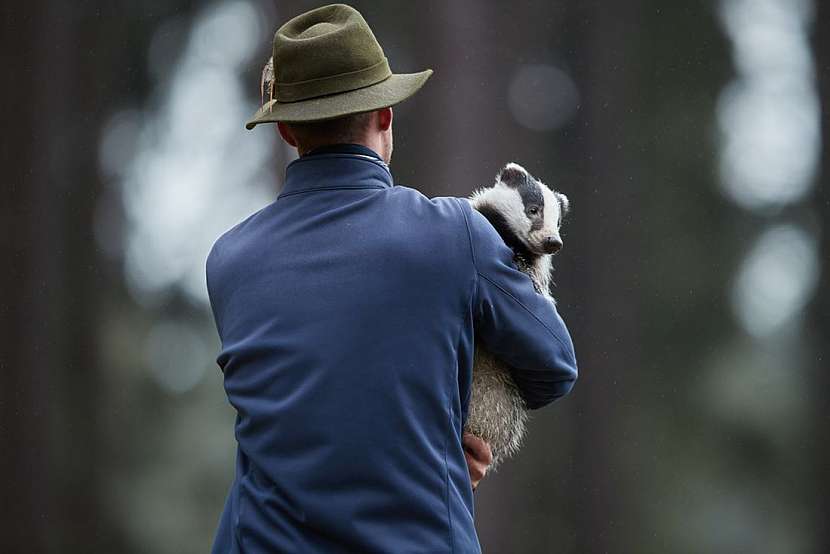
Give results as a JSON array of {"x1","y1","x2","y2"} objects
[
  {"x1": 453, "y1": 197, "x2": 479, "y2": 272},
  {"x1": 453, "y1": 197, "x2": 480, "y2": 327},
  {"x1": 476, "y1": 270, "x2": 572, "y2": 355}
]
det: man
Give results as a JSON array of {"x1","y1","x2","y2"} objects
[{"x1": 206, "y1": 4, "x2": 577, "y2": 553}]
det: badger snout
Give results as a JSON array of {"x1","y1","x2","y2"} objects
[{"x1": 542, "y1": 236, "x2": 563, "y2": 254}]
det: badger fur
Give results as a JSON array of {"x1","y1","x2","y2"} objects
[{"x1": 465, "y1": 163, "x2": 571, "y2": 469}]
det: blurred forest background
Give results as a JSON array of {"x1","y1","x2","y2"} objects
[{"x1": 2, "y1": 0, "x2": 828, "y2": 552}]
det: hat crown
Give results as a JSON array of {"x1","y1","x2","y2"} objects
[{"x1": 272, "y1": 4, "x2": 391, "y2": 103}]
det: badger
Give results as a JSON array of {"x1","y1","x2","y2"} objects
[{"x1": 465, "y1": 162, "x2": 571, "y2": 469}]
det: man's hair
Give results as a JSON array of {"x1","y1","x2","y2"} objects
[
  {"x1": 284, "y1": 113, "x2": 374, "y2": 152},
  {"x1": 261, "y1": 56, "x2": 373, "y2": 151}
]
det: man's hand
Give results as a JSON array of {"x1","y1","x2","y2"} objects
[{"x1": 462, "y1": 432, "x2": 493, "y2": 491}]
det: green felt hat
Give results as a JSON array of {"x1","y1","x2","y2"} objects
[{"x1": 245, "y1": 4, "x2": 433, "y2": 129}]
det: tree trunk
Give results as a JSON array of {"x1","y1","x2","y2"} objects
[
  {"x1": 1, "y1": 3, "x2": 52, "y2": 551},
  {"x1": 565, "y1": 1, "x2": 646, "y2": 551},
  {"x1": 1, "y1": 1, "x2": 127, "y2": 551},
  {"x1": 810, "y1": 1, "x2": 829, "y2": 550}
]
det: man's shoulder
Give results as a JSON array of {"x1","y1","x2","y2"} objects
[
  {"x1": 206, "y1": 203, "x2": 273, "y2": 271},
  {"x1": 391, "y1": 186, "x2": 485, "y2": 242},
  {"x1": 396, "y1": 188, "x2": 509, "y2": 272},
  {"x1": 390, "y1": 184, "x2": 470, "y2": 220}
]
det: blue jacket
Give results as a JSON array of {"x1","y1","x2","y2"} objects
[{"x1": 206, "y1": 144, "x2": 577, "y2": 553}]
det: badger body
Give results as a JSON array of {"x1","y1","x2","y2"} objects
[{"x1": 465, "y1": 163, "x2": 570, "y2": 469}]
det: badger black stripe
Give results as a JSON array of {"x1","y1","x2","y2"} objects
[
  {"x1": 475, "y1": 204, "x2": 537, "y2": 262},
  {"x1": 521, "y1": 179, "x2": 546, "y2": 231},
  {"x1": 501, "y1": 169, "x2": 546, "y2": 232}
]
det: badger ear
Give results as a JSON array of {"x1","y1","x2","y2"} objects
[
  {"x1": 497, "y1": 162, "x2": 527, "y2": 187},
  {"x1": 556, "y1": 192, "x2": 570, "y2": 216}
]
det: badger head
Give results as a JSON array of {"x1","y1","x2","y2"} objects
[{"x1": 470, "y1": 163, "x2": 570, "y2": 258}]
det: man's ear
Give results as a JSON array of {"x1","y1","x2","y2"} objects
[
  {"x1": 377, "y1": 107, "x2": 393, "y2": 132},
  {"x1": 277, "y1": 122, "x2": 298, "y2": 148}
]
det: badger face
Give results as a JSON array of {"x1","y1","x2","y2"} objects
[{"x1": 472, "y1": 163, "x2": 570, "y2": 257}]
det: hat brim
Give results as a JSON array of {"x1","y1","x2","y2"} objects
[{"x1": 245, "y1": 69, "x2": 432, "y2": 129}]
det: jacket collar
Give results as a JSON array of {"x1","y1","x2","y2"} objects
[
  {"x1": 279, "y1": 143, "x2": 394, "y2": 199},
  {"x1": 304, "y1": 143, "x2": 383, "y2": 160}
]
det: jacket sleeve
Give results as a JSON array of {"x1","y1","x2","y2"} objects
[{"x1": 457, "y1": 198, "x2": 578, "y2": 410}]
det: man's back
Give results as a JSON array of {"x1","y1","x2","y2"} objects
[{"x1": 206, "y1": 145, "x2": 577, "y2": 553}]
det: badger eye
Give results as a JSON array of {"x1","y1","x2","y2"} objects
[{"x1": 527, "y1": 205, "x2": 540, "y2": 216}]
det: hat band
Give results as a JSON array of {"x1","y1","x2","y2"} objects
[{"x1": 276, "y1": 58, "x2": 392, "y2": 103}]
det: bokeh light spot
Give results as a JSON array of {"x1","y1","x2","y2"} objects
[
  {"x1": 508, "y1": 64, "x2": 580, "y2": 132},
  {"x1": 731, "y1": 225, "x2": 819, "y2": 338}
]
